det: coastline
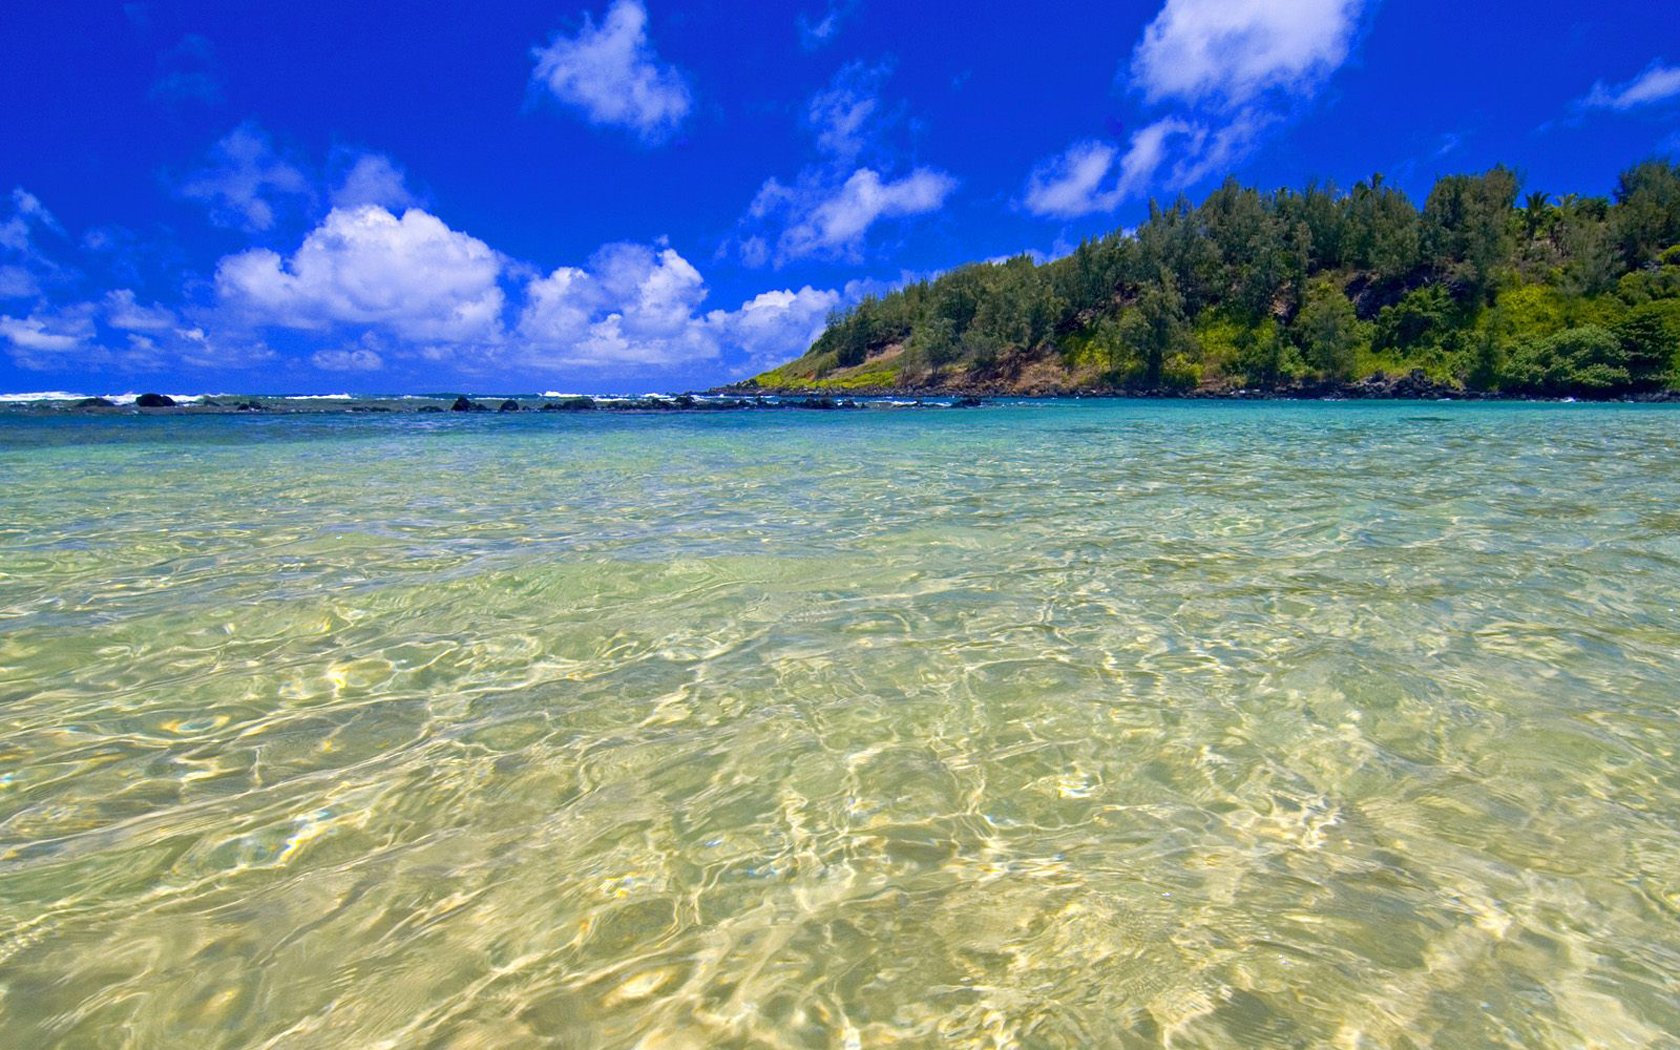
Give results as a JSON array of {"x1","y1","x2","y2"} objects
[
  {"x1": 717, "y1": 371, "x2": 1680, "y2": 404},
  {"x1": 5, "y1": 383, "x2": 1680, "y2": 416}
]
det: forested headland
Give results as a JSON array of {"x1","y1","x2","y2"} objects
[{"x1": 748, "y1": 160, "x2": 1680, "y2": 398}]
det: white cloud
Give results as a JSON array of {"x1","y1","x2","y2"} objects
[
  {"x1": 1583, "y1": 62, "x2": 1680, "y2": 111},
  {"x1": 807, "y1": 62, "x2": 888, "y2": 162},
  {"x1": 532, "y1": 0, "x2": 691, "y2": 143},
  {"x1": 0, "y1": 267, "x2": 35, "y2": 299},
  {"x1": 0, "y1": 305, "x2": 125, "y2": 371},
  {"x1": 0, "y1": 188, "x2": 74, "y2": 300},
  {"x1": 0, "y1": 311, "x2": 90, "y2": 354},
  {"x1": 518, "y1": 241, "x2": 713, "y2": 366},
  {"x1": 736, "y1": 62, "x2": 952, "y2": 265},
  {"x1": 0, "y1": 295, "x2": 273, "y2": 373},
  {"x1": 513, "y1": 240, "x2": 842, "y2": 371},
  {"x1": 180, "y1": 123, "x2": 312, "y2": 232},
  {"x1": 216, "y1": 205, "x2": 505, "y2": 343},
  {"x1": 170, "y1": 326, "x2": 275, "y2": 370},
  {"x1": 3, "y1": 188, "x2": 65, "y2": 244},
  {"x1": 1023, "y1": 119, "x2": 1205, "y2": 218},
  {"x1": 787, "y1": 169, "x2": 955, "y2": 259},
  {"x1": 312, "y1": 346, "x2": 384, "y2": 372},
  {"x1": 738, "y1": 236, "x2": 770, "y2": 269},
  {"x1": 752, "y1": 167, "x2": 955, "y2": 264},
  {"x1": 1024, "y1": 141, "x2": 1122, "y2": 219},
  {"x1": 1132, "y1": 0, "x2": 1363, "y2": 109},
  {"x1": 798, "y1": 1, "x2": 859, "y2": 51},
  {"x1": 1023, "y1": 0, "x2": 1358, "y2": 217},
  {"x1": 331, "y1": 154, "x2": 421, "y2": 211},
  {"x1": 105, "y1": 289, "x2": 178, "y2": 331},
  {"x1": 708, "y1": 286, "x2": 839, "y2": 373}
]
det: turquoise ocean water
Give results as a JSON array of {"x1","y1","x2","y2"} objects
[{"x1": 2, "y1": 400, "x2": 1678, "y2": 1047}]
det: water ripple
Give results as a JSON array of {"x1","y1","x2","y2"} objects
[{"x1": 1, "y1": 402, "x2": 1678, "y2": 1047}]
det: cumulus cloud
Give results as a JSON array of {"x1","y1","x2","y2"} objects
[
  {"x1": 216, "y1": 205, "x2": 505, "y2": 343},
  {"x1": 1024, "y1": 0, "x2": 1360, "y2": 217},
  {"x1": 513, "y1": 240, "x2": 842, "y2": 371},
  {"x1": 518, "y1": 242, "x2": 713, "y2": 366},
  {"x1": 330, "y1": 153, "x2": 421, "y2": 211},
  {"x1": 179, "y1": 123, "x2": 312, "y2": 232},
  {"x1": 532, "y1": 0, "x2": 692, "y2": 143},
  {"x1": 1582, "y1": 62, "x2": 1680, "y2": 111},
  {"x1": 1132, "y1": 0, "x2": 1363, "y2": 109},
  {"x1": 709, "y1": 285, "x2": 839, "y2": 373}
]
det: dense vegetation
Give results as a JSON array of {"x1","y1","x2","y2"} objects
[{"x1": 754, "y1": 160, "x2": 1680, "y2": 396}]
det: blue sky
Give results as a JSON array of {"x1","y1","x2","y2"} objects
[{"x1": 2, "y1": 1, "x2": 1677, "y2": 395}]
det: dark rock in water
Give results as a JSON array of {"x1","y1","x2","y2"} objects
[
  {"x1": 798, "y1": 397, "x2": 839, "y2": 410},
  {"x1": 198, "y1": 397, "x2": 223, "y2": 407},
  {"x1": 498, "y1": 399, "x2": 521, "y2": 412},
  {"x1": 135, "y1": 392, "x2": 176, "y2": 408},
  {"x1": 418, "y1": 405, "x2": 445, "y2": 413},
  {"x1": 349, "y1": 405, "x2": 392, "y2": 413},
  {"x1": 236, "y1": 400, "x2": 265, "y2": 411},
  {"x1": 450, "y1": 396, "x2": 489, "y2": 412},
  {"x1": 952, "y1": 396, "x2": 984, "y2": 408},
  {"x1": 540, "y1": 397, "x2": 596, "y2": 411},
  {"x1": 72, "y1": 397, "x2": 117, "y2": 408}
]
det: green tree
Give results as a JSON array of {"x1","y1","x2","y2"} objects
[
  {"x1": 1612, "y1": 160, "x2": 1680, "y2": 268},
  {"x1": 1294, "y1": 282, "x2": 1364, "y2": 380},
  {"x1": 1422, "y1": 166, "x2": 1519, "y2": 301},
  {"x1": 1521, "y1": 191, "x2": 1555, "y2": 241},
  {"x1": 1373, "y1": 284, "x2": 1457, "y2": 354},
  {"x1": 1503, "y1": 325, "x2": 1630, "y2": 394},
  {"x1": 1118, "y1": 270, "x2": 1193, "y2": 387},
  {"x1": 1232, "y1": 319, "x2": 1306, "y2": 387},
  {"x1": 909, "y1": 315, "x2": 958, "y2": 369},
  {"x1": 1346, "y1": 173, "x2": 1422, "y2": 288},
  {"x1": 1613, "y1": 305, "x2": 1679, "y2": 388}
]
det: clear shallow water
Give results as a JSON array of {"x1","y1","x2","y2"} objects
[{"x1": 2, "y1": 401, "x2": 1679, "y2": 1048}]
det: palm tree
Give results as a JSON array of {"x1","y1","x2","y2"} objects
[{"x1": 1522, "y1": 191, "x2": 1554, "y2": 240}]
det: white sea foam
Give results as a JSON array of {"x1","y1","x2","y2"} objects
[
  {"x1": 104, "y1": 392, "x2": 227, "y2": 405},
  {"x1": 282, "y1": 393, "x2": 356, "y2": 401},
  {"x1": 0, "y1": 391, "x2": 90, "y2": 403}
]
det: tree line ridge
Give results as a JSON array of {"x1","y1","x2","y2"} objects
[{"x1": 748, "y1": 160, "x2": 1680, "y2": 398}]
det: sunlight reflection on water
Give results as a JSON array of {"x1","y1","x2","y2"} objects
[{"x1": 1, "y1": 401, "x2": 1678, "y2": 1047}]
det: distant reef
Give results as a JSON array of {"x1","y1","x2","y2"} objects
[
  {"x1": 5, "y1": 393, "x2": 989, "y2": 415},
  {"x1": 749, "y1": 160, "x2": 1680, "y2": 401}
]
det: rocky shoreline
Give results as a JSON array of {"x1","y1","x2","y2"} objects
[
  {"x1": 1, "y1": 392, "x2": 984, "y2": 415},
  {"x1": 723, "y1": 368, "x2": 1680, "y2": 403},
  {"x1": 7, "y1": 371, "x2": 1679, "y2": 416}
]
